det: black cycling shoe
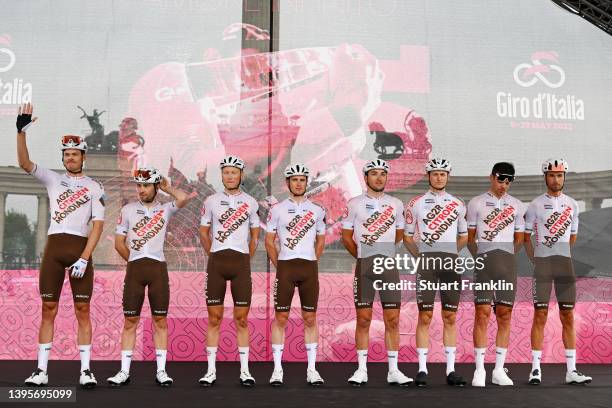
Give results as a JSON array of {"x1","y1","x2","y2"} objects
[
  {"x1": 446, "y1": 371, "x2": 467, "y2": 387},
  {"x1": 415, "y1": 371, "x2": 428, "y2": 387}
]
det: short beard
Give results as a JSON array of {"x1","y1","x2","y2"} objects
[
  {"x1": 366, "y1": 180, "x2": 385, "y2": 193},
  {"x1": 64, "y1": 163, "x2": 83, "y2": 175},
  {"x1": 142, "y1": 186, "x2": 158, "y2": 203}
]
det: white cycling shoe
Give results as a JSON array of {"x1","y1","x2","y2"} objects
[{"x1": 25, "y1": 368, "x2": 48, "y2": 386}]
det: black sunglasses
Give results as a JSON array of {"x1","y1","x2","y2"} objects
[{"x1": 495, "y1": 173, "x2": 515, "y2": 183}]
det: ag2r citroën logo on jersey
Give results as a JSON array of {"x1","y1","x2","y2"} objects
[
  {"x1": 216, "y1": 202, "x2": 250, "y2": 243},
  {"x1": 481, "y1": 206, "x2": 515, "y2": 241},
  {"x1": 52, "y1": 187, "x2": 91, "y2": 224},
  {"x1": 421, "y1": 201, "x2": 459, "y2": 246},
  {"x1": 131, "y1": 211, "x2": 166, "y2": 251},
  {"x1": 360, "y1": 205, "x2": 395, "y2": 246},
  {"x1": 284, "y1": 210, "x2": 316, "y2": 250},
  {"x1": 542, "y1": 206, "x2": 572, "y2": 247}
]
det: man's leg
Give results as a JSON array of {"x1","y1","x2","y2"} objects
[
  {"x1": 473, "y1": 304, "x2": 491, "y2": 373},
  {"x1": 152, "y1": 316, "x2": 168, "y2": 374},
  {"x1": 303, "y1": 311, "x2": 318, "y2": 371},
  {"x1": 442, "y1": 310, "x2": 457, "y2": 375},
  {"x1": 530, "y1": 308, "x2": 548, "y2": 372},
  {"x1": 271, "y1": 311, "x2": 289, "y2": 372},
  {"x1": 38, "y1": 302, "x2": 58, "y2": 372},
  {"x1": 383, "y1": 308, "x2": 400, "y2": 371},
  {"x1": 206, "y1": 306, "x2": 224, "y2": 373},
  {"x1": 494, "y1": 305, "x2": 513, "y2": 369},
  {"x1": 355, "y1": 307, "x2": 373, "y2": 368},
  {"x1": 74, "y1": 302, "x2": 92, "y2": 372},
  {"x1": 416, "y1": 310, "x2": 433, "y2": 371},
  {"x1": 559, "y1": 309, "x2": 576, "y2": 371},
  {"x1": 120, "y1": 316, "x2": 140, "y2": 375},
  {"x1": 234, "y1": 306, "x2": 251, "y2": 372}
]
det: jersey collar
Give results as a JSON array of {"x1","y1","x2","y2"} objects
[
  {"x1": 486, "y1": 191, "x2": 508, "y2": 200},
  {"x1": 364, "y1": 192, "x2": 386, "y2": 200},
  {"x1": 288, "y1": 197, "x2": 309, "y2": 206}
]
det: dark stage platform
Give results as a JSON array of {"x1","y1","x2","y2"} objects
[{"x1": 0, "y1": 361, "x2": 609, "y2": 408}]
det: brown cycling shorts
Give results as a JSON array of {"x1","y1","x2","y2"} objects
[
  {"x1": 353, "y1": 255, "x2": 401, "y2": 310},
  {"x1": 416, "y1": 252, "x2": 461, "y2": 312},
  {"x1": 206, "y1": 249, "x2": 252, "y2": 307},
  {"x1": 274, "y1": 258, "x2": 319, "y2": 312},
  {"x1": 533, "y1": 255, "x2": 576, "y2": 310},
  {"x1": 123, "y1": 258, "x2": 170, "y2": 317},
  {"x1": 473, "y1": 250, "x2": 517, "y2": 308},
  {"x1": 39, "y1": 233, "x2": 94, "y2": 303}
]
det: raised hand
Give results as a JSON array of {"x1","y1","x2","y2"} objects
[{"x1": 16, "y1": 103, "x2": 38, "y2": 133}]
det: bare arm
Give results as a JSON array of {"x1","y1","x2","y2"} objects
[
  {"x1": 199, "y1": 226, "x2": 212, "y2": 256},
  {"x1": 457, "y1": 234, "x2": 468, "y2": 252},
  {"x1": 159, "y1": 177, "x2": 190, "y2": 208},
  {"x1": 114, "y1": 234, "x2": 130, "y2": 262},
  {"x1": 249, "y1": 227, "x2": 260, "y2": 257},
  {"x1": 467, "y1": 229, "x2": 478, "y2": 257},
  {"x1": 402, "y1": 234, "x2": 420, "y2": 257},
  {"x1": 341, "y1": 229, "x2": 358, "y2": 258},
  {"x1": 513, "y1": 232, "x2": 524, "y2": 254},
  {"x1": 395, "y1": 229, "x2": 404, "y2": 244},
  {"x1": 16, "y1": 104, "x2": 36, "y2": 173},
  {"x1": 81, "y1": 220, "x2": 104, "y2": 260},
  {"x1": 315, "y1": 234, "x2": 325, "y2": 259},
  {"x1": 265, "y1": 232, "x2": 278, "y2": 268},
  {"x1": 523, "y1": 232, "x2": 535, "y2": 263},
  {"x1": 569, "y1": 234, "x2": 577, "y2": 247}
]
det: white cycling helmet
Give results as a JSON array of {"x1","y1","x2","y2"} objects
[
  {"x1": 220, "y1": 155, "x2": 245, "y2": 170},
  {"x1": 425, "y1": 157, "x2": 452, "y2": 173},
  {"x1": 541, "y1": 158, "x2": 568, "y2": 173},
  {"x1": 60, "y1": 135, "x2": 88, "y2": 152},
  {"x1": 363, "y1": 159, "x2": 390, "y2": 175},
  {"x1": 284, "y1": 163, "x2": 310, "y2": 178},
  {"x1": 132, "y1": 167, "x2": 162, "y2": 184}
]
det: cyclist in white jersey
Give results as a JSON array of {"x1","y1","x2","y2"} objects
[
  {"x1": 466, "y1": 162, "x2": 525, "y2": 387},
  {"x1": 524, "y1": 159, "x2": 592, "y2": 386},
  {"x1": 198, "y1": 156, "x2": 260, "y2": 387},
  {"x1": 17, "y1": 104, "x2": 105, "y2": 389},
  {"x1": 342, "y1": 159, "x2": 413, "y2": 387},
  {"x1": 107, "y1": 167, "x2": 189, "y2": 388},
  {"x1": 404, "y1": 158, "x2": 468, "y2": 387},
  {"x1": 266, "y1": 164, "x2": 326, "y2": 387}
]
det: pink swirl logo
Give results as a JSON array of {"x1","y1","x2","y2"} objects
[
  {"x1": 0, "y1": 33, "x2": 15, "y2": 73},
  {"x1": 513, "y1": 51, "x2": 565, "y2": 88}
]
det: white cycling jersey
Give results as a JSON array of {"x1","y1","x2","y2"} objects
[
  {"x1": 341, "y1": 193, "x2": 405, "y2": 258},
  {"x1": 116, "y1": 200, "x2": 179, "y2": 262},
  {"x1": 467, "y1": 191, "x2": 526, "y2": 254},
  {"x1": 200, "y1": 191, "x2": 260, "y2": 254},
  {"x1": 266, "y1": 198, "x2": 326, "y2": 261},
  {"x1": 525, "y1": 193, "x2": 578, "y2": 258},
  {"x1": 404, "y1": 190, "x2": 467, "y2": 254},
  {"x1": 29, "y1": 164, "x2": 105, "y2": 237}
]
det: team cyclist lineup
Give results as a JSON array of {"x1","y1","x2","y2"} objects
[{"x1": 15, "y1": 103, "x2": 593, "y2": 389}]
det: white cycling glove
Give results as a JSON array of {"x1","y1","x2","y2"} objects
[{"x1": 68, "y1": 258, "x2": 88, "y2": 279}]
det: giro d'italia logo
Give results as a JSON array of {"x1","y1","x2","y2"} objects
[
  {"x1": 0, "y1": 35, "x2": 16, "y2": 73},
  {"x1": 513, "y1": 51, "x2": 565, "y2": 89},
  {"x1": 496, "y1": 51, "x2": 584, "y2": 126},
  {"x1": 0, "y1": 34, "x2": 33, "y2": 107}
]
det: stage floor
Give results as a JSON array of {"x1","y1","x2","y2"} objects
[{"x1": 0, "y1": 362, "x2": 610, "y2": 408}]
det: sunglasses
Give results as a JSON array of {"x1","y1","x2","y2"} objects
[
  {"x1": 61, "y1": 135, "x2": 83, "y2": 146},
  {"x1": 495, "y1": 173, "x2": 515, "y2": 183}
]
